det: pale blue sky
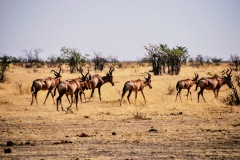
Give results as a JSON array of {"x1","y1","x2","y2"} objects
[{"x1": 0, "y1": 0, "x2": 240, "y2": 61}]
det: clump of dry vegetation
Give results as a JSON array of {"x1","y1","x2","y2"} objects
[
  {"x1": 165, "y1": 84, "x2": 176, "y2": 95},
  {"x1": 131, "y1": 108, "x2": 150, "y2": 120}
]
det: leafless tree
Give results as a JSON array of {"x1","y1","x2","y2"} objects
[
  {"x1": 230, "y1": 54, "x2": 240, "y2": 71},
  {"x1": 92, "y1": 51, "x2": 112, "y2": 71},
  {"x1": 22, "y1": 48, "x2": 43, "y2": 67}
]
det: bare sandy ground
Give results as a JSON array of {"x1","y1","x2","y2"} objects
[{"x1": 0, "y1": 65, "x2": 240, "y2": 159}]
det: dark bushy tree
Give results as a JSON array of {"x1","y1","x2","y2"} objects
[
  {"x1": 61, "y1": 47, "x2": 89, "y2": 73},
  {"x1": 230, "y1": 54, "x2": 240, "y2": 71},
  {"x1": 92, "y1": 52, "x2": 112, "y2": 71},
  {"x1": 0, "y1": 54, "x2": 12, "y2": 82},
  {"x1": 195, "y1": 55, "x2": 204, "y2": 67},
  {"x1": 144, "y1": 43, "x2": 188, "y2": 75},
  {"x1": 211, "y1": 57, "x2": 222, "y2": 66}
]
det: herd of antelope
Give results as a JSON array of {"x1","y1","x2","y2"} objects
[
  {"x1": 30, "y1": 66, "x2": 233, "y2": 111},
  {"x1": 176, "y1": 68, "x2": 233, "y2": 102}
]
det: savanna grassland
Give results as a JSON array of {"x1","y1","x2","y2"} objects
[{"x1": 0, "y1": 63, "x2": 240, "y2": 160}]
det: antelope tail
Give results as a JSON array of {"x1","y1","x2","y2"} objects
[
  {"x1": 176, "y1": 82, "x2": 179, "y2": 92},
  {"x1": 195, "y1": 81, "x2": 199, "y2": 91},
  {"x1": 31, "y1": 83, "x2": 35, "y2": 93},
  {"x1": 122, "y1": 82, "x2": 128, "y2": 96}
]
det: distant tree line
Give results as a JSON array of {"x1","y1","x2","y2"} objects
[
  {"x1": 0, "y1": 45, "x2": 239, "y2": 83},
  {"x1": 189, "y1": 54, "x2": 239, "y2": 71},
  {"x1": 0, "y1": 47, "x2": 119, "y2": 75}
]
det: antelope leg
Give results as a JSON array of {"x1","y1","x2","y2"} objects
[
  {"x1": 50, "y1": 90, "x2": 55, "y2": 104},
  {"x1": 75, "y1": 93, "x2": 79, "y2": 110},
  {"x1": 127, "y1": 90, "x2": 132, "y2": 105},
  {"x1": 44, "y1": 90, "x2": 51, "y2": 105},
  {"x1": 141, "y1": 90, "x2": 146, "y2": 104},
  {"x1": 98, "y1": 87, "x2": 101, "y2": 101},
  {"x1": 135, "y1": 91, "x2": 138, "y2": 104},
  {"x1": 88, "y1": 88, "x2": 95, "y2": 101}
]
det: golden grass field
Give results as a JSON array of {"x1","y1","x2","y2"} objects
[{"x1": 0, "y1": 63, "x2": 240, "y2": 159}]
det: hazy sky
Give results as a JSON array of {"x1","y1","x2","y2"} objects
[{"x1": 0, "y1": 0, "x2": 240, "y2": 61}]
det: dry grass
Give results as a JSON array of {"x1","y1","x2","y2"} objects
[{"x1": 0, "y1": 64, "x2": 240, "y2": 159}]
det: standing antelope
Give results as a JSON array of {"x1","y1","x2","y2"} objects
[
  {"x1": 195, "y1": 69, "x2": 233, "y2": 102},
  {"x1": 54, "y1": 69, "x2": 91, "y2": 111},
  {"x1": 175, "y1": 73, "x2": 199, "y2": 102},
  {"x1": 120, "y1": 72, "x2": 152, "y2": 106},
  {"x1": 88, "y1": 67, "x2": 114, "y2": 101},
  {"x1": 31, "y1": 66, "x2": 62, "y2": 105}
]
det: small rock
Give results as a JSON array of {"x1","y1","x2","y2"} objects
[
  {"x1": 25, "y1": 142, "x2": 31, "y2": 145},
  {"x1": 4, "y1": 148, "x2": 11, "y2": 154},
  {"x1": 112, "y1": 132, "x2": 116, "y2": 135},
  {"x1": 149, "y1": 128, "x2": 158, "y2": 132},
  {"x1": 6, "y1": 141, "x2": 14, "y2": 146},
  {"x1": 77, "y1": 133, "x2": 90, "y2": 137}
]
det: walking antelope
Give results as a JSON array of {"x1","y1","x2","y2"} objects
[
  {"x1": 78, "y1": 68, "x2": 91, "y2": 102},
  {"x1": 54, "y1": 69, "x2": 91, "y2": 111},
  {"x1": 120, "y1": 72, "x2": 152, "y2": 106},
  {"x1": 31, "y1": 66, "x2": 62, "y2": 105},
  {"x1": 195, "y1": 69, "x2": 233, "y2": 102},
  {"x1": 88, "y1": 67, "x2": 114, "y2": 101},
  {"x1": 175, "y1": 73, "x2": 199, "y2": 102}
]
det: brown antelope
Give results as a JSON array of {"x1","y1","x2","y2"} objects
[
  {"x1": 195, "y1": 69, "x2": 233, "y2": 102},
  {"x1": 175, "y1": 73, "x2": 199, "y2": 102},
  {"x1": 78, "y1": 68, "x2": 91, "y2": 102},
  {"x1": 31, "y1": 66, "x2": 62, "y2": 105},
  {"x1": 88, "y1": 67, "x2": 114, "y2": 101},
  {"x1": 54, "y1": 69, "x2": 91, "y2": 111},
  {"x1": 120, "y1": 72, "x2": 152, "y2": 106}
]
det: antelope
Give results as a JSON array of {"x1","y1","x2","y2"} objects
[
  {"x1": 78, "y1": 68, "x2": 91, "y2": 102},
  {"x1": 195, "y1": 69, "x2": 233, "y2": 102},
  {"x1": 88, "y1": 67, "x2": 114, "y2": 101},
  {"x1": 175, "y1": 73, "x2": 199, "y2": 102},
  {"x1": 54, "y1": 69, "x2": 91, "y2": 111},
  {"x1": 120, "y1": 72, "x2": 152, "y2": 106},
  {"x1": 31, "y1": 66, "x2": 62, "y2": 105}
]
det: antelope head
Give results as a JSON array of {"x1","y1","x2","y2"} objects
[
  {"x1": 224, "y1": 68, "x2": 233, "y2": 88},
  {"x1": 106, "y1": 67, "x2": 114, "y2": 86},
  {"x1": 79, "y1": 68, "x2": 90, "y2": 81},
  {"x1": 79, "y1": 68, "x2": 91, "y2": 90},
  {"x1": 144, "y1": 72, "x2": 152, "y2": 89},
  {"x1": 51, "y1": 66, "x2": 62, "y2": 78},
  {"x1": 192, "y1": 72, "x2": 199, "y2": 81}
]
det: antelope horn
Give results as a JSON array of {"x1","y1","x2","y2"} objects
[
  {"x1": 193, "y1": 72, "x2": 198, "y2": 80},
  {"x1": 228, "y1": 68, "x2": 232, "y2": 76},
  {"x1": 147, "y1": 72, "x2": 151, "y2": 80},
  {"x1": 79, "y1": 68, "x2": 84, "y2": 77},
  {"x1": 226, "y1": 68, "x2": 230, "y2": 75},
  {"x1": 58, "y1": 66, "x2": 62, "y2": 74},
  {"x1": 51, "y1": 71, "x2": 59, "y2": 77},
  {"x1": 85, "y1": 69, "x2": 90, "y2": 77},
  {"x1": 51, "y1": 70, "x2": 58, "y2": 74},
  {"x1": 145, "y1": 72, "x2": 151, "y2": 80},
  {"x1": 109, "y1": 67, "x2": 114, "y2": 75}
]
